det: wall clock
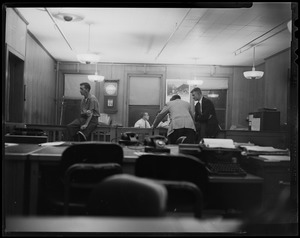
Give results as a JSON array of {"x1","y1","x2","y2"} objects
[{"x1": 104, "y1": 80, "x2": 119, "y2": 113}]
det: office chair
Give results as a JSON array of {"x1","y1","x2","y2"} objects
[
  {"x1": 135, "y1": 154, "x2": 208, "y2": 218},
  {"x1": 41, "y1": 142, "x2": 124, "y2": 215},
  {"x1": 86, "y1": 174, "x2": 168, "y2": 217},
  {"x1": 63, "y1": 163, "x2": 122, "y2": 215}
]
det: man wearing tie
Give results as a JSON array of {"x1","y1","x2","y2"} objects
[
  {"x1": 191, "y1": 87, "x2": 220, "y2": 143},
  {"x1": 134, "y1": 112, "x2": 151, "y2": 128}
]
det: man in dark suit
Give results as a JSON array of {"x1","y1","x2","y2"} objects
[{"x1": 191, "y1": 87, "x2": 220, "y2": 143}]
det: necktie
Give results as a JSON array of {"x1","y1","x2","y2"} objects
[
  {"x1": 145, "y1": 120, "x2": 147, "y2": 128},
  {"x1": 199, "y1": 100, "x2": 202, "y2": 114},
  {"x1": 196, "y1": 101, "x2": 201, "y2": 114}
]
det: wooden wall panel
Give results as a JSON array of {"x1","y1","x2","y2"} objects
[
  {"x1": 23, "y1": 34, "x2": 56, "y2": 124},
  {"x1": 230, "y1": 66, "x2": 265, "y2": 128},
  {"x1": 5, "y1": 8, "x2": 27, "y2": 57},
  {"x1": 57, "y1": 50, "x2": 289, "y2": 129},
  {"x1": 264, "y1": 49, "x2": 290, "y2": 124}
]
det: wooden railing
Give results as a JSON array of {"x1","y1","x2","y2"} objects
[
  {"x1": 5, "y1": 122, "x2": 288, "y2": 148},
  {"x1": 5, "y1": 123, "x2": 168, "y2": 143}
]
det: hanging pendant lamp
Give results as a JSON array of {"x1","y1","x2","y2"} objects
[
  {"x1": 243, "y1": 46, "x2": 264, "y2": 79},
  {"x1": 88, "y1": 63, "x2": 105, "y2": 82},
  {"x1": 77, "y1": 24, "x2": 100, "y2": 64}
]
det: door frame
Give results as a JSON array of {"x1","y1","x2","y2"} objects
[
  {"x1": 124, "y1": 73, "x2": 164, "y2": 127},
  {"x1": 4, "y1": 44, "x2": 25, "y2": 122}
]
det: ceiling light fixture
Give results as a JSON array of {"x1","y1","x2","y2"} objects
[
  {"x1": 243, "y1": 46, "x2": 264, "y2": 79},
  {"x1": 53, "y1": 12, "x2": 84, "y2": 22},
  {"x1": 77, "y1": 23, "x2": 100, "y2": 64},
  {"x1": 207, "y1": 92, "x2": 219, "y2": 98},
  {"x1": 88, "y1": 63, "x2": 105, "y2": 82}
]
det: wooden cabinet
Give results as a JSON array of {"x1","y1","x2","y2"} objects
[{"x1": 240, "y1": 156, "x2": 290, "y2": 208}]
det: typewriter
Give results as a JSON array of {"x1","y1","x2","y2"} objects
[{"x1": 205, "y1": 157, "x2": 247, "y2": 177}]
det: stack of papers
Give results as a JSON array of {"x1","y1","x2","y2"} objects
[
  {"x1": 99, "y1": 113, "x2": 111, "y2": 125},
  {"x1": 258, "y1": 155, "x2": 290, "y2": 162},
  {"x1": 201, "y1": 138, "x2": 236, "y2": 149},
  {"x1": 38, "y1": 141, "x2": 66, "y2": 146},
  {"x1": 240, "y1": 145, "x2": 289, "y2": 155}
]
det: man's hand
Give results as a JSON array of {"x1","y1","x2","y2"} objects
[
  {"x1": 80, "y1": 124, "x2": 88, "y2": 130},
  {"x1": 86, "y1": 110, "x2": 92, "y2": 116}
]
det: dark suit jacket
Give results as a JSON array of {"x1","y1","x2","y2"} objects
[{"x1": 194, "y1": 96, "x2": 219, "y2": 138}]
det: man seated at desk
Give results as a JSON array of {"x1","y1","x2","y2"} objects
[{"x1": 134, "y1": 112, "x2": 151, "y2": 128}]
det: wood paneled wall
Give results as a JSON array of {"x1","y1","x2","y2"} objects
[
  {"x1": 12, "y1": 27, "x2": 290, "y2": 129},
  {"x1": 23, "y1": 34, "x2": 56, "y2": 124},
  {"x1": 265, "y1": 49, "x2": 290, "y2": 124},
  {"x1": 58, "y1": 49, "x2": 290, "y2": 129}
]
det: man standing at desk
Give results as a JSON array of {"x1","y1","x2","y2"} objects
[
  {"x1": 191, "y1": 87, "x2": 219, "y2": 143},
  {"x1": 67, "y1": 82, "x2": 100, "y2": 141},
  {"x1": 152, "y1": 94, "x2": 195, "y2": 144}
]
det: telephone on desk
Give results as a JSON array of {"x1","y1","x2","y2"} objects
[
  {"x1": 144, "y1": 135, "x2": 170, "y2": 153},
  {"x1": 119, "y1": 132, "x2": 139, "y2": 145}
]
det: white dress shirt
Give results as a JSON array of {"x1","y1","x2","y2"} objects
[{"x1": 134, "y1": 118, "x2": 151, "y2": 128}]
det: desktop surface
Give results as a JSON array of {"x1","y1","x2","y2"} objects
[{"x1": 5, "y1": 216, "x2": 242, "y2": 233}]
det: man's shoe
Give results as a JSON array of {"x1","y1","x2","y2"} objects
[{"x1": 77, "y1": 131, "x2": 87, "y2": 141}]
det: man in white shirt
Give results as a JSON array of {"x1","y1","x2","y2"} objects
[{"x1": 134, "y1": 112, "x2": 151, "y2": 128}]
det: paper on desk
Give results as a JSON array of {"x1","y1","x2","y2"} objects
[
  {"x1": 38, "y1": 141, "x2": 66, "y2": 146},
  {"x1": 258, "y1": 155, "x2": 290, "y2": 162},
  {"x1": 5, "y1": 143, "x2": 19, "y2": 147},
  {"x1": 201, "y1": 138, "x2": 236, "y2": 149},
  {"x1": 240, "y1": 145, "x2": 287, "y2": 152}
]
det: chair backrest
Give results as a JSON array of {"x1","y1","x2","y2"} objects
[
  {"x1": 64, "y1": 163, "x2": 122, "y2": 215},
  {"x1": 60, "y1": 142, "x2": 124, "y2": 176},
  {"x1": 135, "y1": 154, "x2": 209, "y2": 195},
  {"x1": 86, "y1": 174, "x2": 167, "y2": 217}
]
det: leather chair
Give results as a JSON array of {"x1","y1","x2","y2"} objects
[
  {"x1": 135, "y1": 154, "x2": 208, "y2": 218},
  {"x1": 86, "y1": 174, "x2": 167, "y2": 217},
  {"x1": 40, "y1": 142, "x2": 124, "y2": 215}
]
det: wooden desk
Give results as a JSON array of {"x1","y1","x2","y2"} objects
[
  {"x1": 28, "y1": 144, "x2": 179, "y2": 213},
  {"x1": 5, "y1": 216, "x2": 242, "y2": 233},
  {"x1": 5, "y1": 135, "x2": 48, "y2": 144},
  {"x1": 4, "y1": 144, "x2": 45, "y2": 215},
  {"x1": 240, "y1": 156, "x2": 290, "y2": 208},
  {"x1": 27, "y1": 144, "x2": 145, "y2": 214},
  {"x1": 207, "y1": 174, "x2": 263, "y2": 212},
  {"x1": 11, "y1": 143, "x2": 262, "y2": 215}
]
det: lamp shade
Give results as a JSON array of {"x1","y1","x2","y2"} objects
[
  {"x1": 243, "y1": 67, "x2": 264, "y2": 79},
  {"x1": 88, "y1": 73, "x2": 105, "y2": 82},
  {"x1": 243, "y1": 46, "x2": 264, "y2": 79}
]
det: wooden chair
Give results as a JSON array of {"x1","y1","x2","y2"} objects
[
  {"x1": 135, "y1": 154, "x2": 208, "y2": 218},
  {"x1": 86, "y1": 174, "x2": 167, "y2": 217},
  {"x1": 41, "y1": 142, "x2": 124, "y2": 215}
]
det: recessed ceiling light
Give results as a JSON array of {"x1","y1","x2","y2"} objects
[{"x1": 53, "y1": 12, "x2": 84, "y2": 22}]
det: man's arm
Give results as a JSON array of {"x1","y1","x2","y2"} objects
[
  {"x1": 152, "y1": 106, "x2": 169, "y2": 128},
  {"x1": 81, "y1": 110, "x2": 93, "y2": 130}
]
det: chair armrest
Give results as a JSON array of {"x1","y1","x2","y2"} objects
[{"x1": 150, "y1": 179, "x2": 203, "y2": 218}]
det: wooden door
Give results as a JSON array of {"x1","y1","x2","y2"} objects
[{"x1": 7, "y1": 52, "x2": 25, "y2": 122}]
